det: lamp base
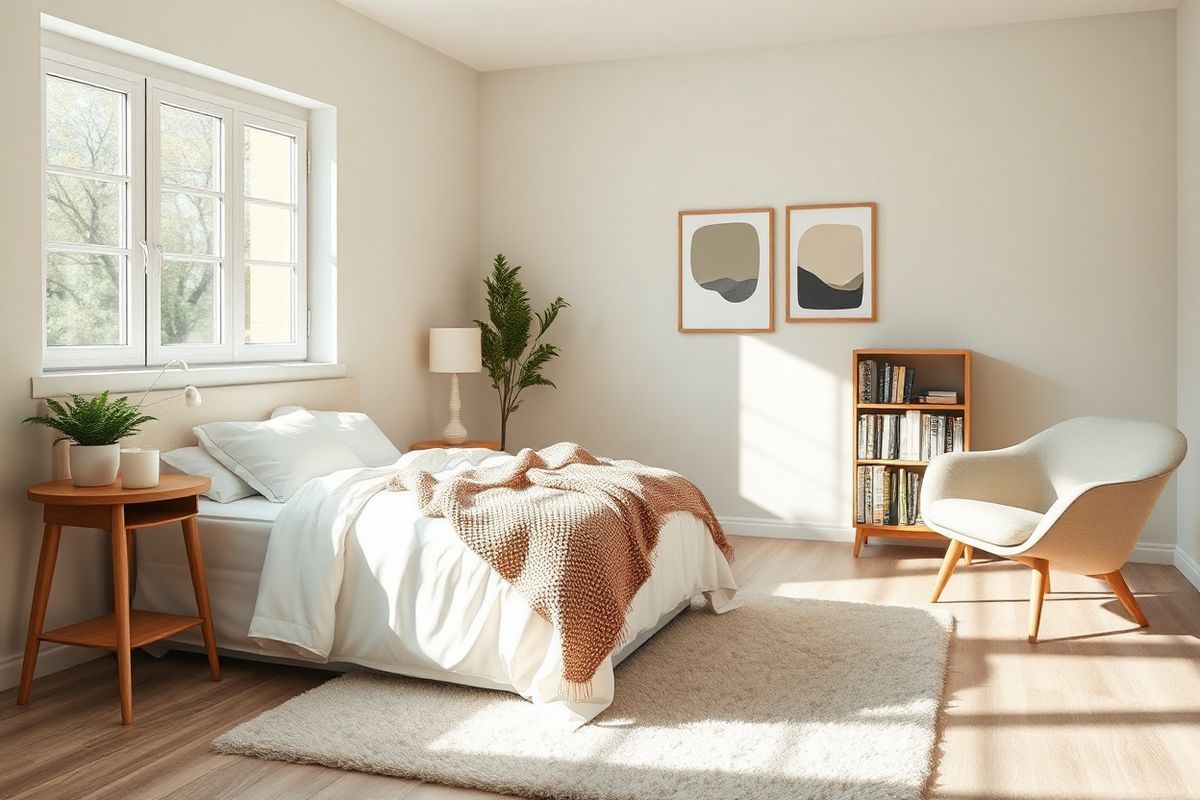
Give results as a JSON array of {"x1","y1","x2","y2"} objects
[
  {"x1": 441, "y1": 422, "x2": 468, "y2": 445},
  {"x1": 442, "y1": 373, "x2": 468, "y2": 445}
]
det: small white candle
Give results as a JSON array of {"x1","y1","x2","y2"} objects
[{"x1": 120, "y1": 448, "x2": 160, "y2": 489}]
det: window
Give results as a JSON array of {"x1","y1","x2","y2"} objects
[{"x1": 42, "y1": 49, "x2": 307, "y2": 370}]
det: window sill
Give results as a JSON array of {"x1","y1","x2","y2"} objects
[{"x1": 31, "y1": 361, "x2": 347, "y2": 399}]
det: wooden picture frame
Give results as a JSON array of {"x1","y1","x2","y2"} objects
[
  {"x1": 785, "y1": 202, "x2": 876, "y2": 323},
  {"x1": 677, "y1": 208, "x2": 774, "y2": 333}
]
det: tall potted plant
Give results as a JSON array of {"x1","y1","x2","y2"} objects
[
  {"x1": 475, "y1": 254, "x2": 569, "y2": 451},
  {"x1": 24, "y1": 392, "x2": 156, "y2": 486}
]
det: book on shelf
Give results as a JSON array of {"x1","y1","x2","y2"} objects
[
  {"x1": 916, "y1": 390, "x2": 959, "y2": 405},
  {"x1": 857, "y1": 360, "x2": 917, "y2": 404},
  {"x1": 855, "y1": 465, "x2": 922, "y2": 526},
  {"x1": 857, "y1": 411, "x2": 965, "y2": 461}
]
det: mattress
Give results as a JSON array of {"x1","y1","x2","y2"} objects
[
  {"x1": 134, "y1": 497, "x2": 280, "y2": 654},
  {"x1": 136, "y1": 456, "x2": 737, "y2": 727},
  {"x1": 137, "y1": 497, "x2": 728, "y2": 667}
]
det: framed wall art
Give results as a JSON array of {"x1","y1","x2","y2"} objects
[
  {"x1": 786, "y1": 202, "x2": 876, "y2": 322},
  {"x1": 678, "y1": 208, "x2": 774, "y2": 333}
]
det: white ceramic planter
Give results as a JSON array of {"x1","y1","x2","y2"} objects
[
  {"x1": 119, "y1": 448, "x2": 160, "y2": 489},
  {"x1": 69, "y1": 443, "x2": 120, "y2": 487}
]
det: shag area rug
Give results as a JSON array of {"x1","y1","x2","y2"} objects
[{"x1": 214, "y1": 594, "x2": 953, "y2": 800}]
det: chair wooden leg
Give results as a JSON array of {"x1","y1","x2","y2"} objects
[
  {"x1": 930, "y1": 540, "x2": 966, "y2": 603},
  {"x1": 852, "y1": 528, "x2": 865, "y2": 558},
  {"x1": 1099, "y1": 570, "x2": 1149, "y2": 627},
  {"x1": 963, "y1": 545, "x2": 974, "y2": 567},
  {"x1": 1028, "y1": 558, "x2": 1049, "y2": 643}
]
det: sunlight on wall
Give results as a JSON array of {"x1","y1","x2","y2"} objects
[{"x1": 738, "y1": 337, "x2": 847, "y2": 523}]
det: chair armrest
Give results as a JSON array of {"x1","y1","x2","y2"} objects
[{"x1": 921, "y1": 446, "x2": 1049, "y2": 512}]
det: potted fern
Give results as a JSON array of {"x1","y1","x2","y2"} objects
[
  {"x1": 475, "y1": 254, "x2": 569, "y2": 450},
  {"x1": 24, "y1": 392, "x2": 155, "y2": 486}
]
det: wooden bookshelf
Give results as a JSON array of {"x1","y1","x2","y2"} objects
[{"x1": 851, "y1": 348, "x2": 972, "y2": 557}]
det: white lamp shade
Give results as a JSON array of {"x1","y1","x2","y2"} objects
[{"x1": 430, "y1": 327, "x2": 482, "y2": 373}]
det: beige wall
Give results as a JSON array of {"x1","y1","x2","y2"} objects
[
  {"x1": 1178, "y1": 0, "x2": 1200, "y2": 582},
  {"x1": 479, "y1": 13, "x2": 1179, "y2": 545},
  {"x1": 0, "y1": 0, "x2": 480, "y2": 687}
]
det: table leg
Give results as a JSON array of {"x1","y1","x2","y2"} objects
[
  {"x1": 17, "y1": 523, "x2": 63, "y2": 705},
  {"x1": 111, "y1": 504, "x2": 133, "y2": 725},
  {"x1": 126, "y1": 528, "x2": 136, "y2": 606},
  {"x1": 182, "y1": 516, "x2": 220, "y2": 681}
]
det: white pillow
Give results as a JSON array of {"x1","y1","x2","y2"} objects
[
  {"x1": 194, "y1": 409, "x2": 365, "y2": 503},
  {"x1": 160, "y1": 446, "x2": 257, "y2": 503},
  {"x1": 271, "y1": 405, "x2": 401, "y2": 467}
]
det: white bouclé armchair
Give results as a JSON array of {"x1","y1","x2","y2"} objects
[{"x1": 921, "y1": 417, "x2": 1187, "y2": 642}]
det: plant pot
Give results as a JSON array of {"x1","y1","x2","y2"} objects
[
  {"x1": 119, "y1": 447, "x2": 160, "y2": 489},
  {"x1": 69, "y1": 443, "x2": 120, "y2": 487}
]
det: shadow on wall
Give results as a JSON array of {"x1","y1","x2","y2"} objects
[{"x1": 970, "y1": 353, "x2": 1068, "y2": 450}]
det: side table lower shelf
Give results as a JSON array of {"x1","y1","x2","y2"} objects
[{"x1": 40, "y1": 610, "x2": 202, "y2": 650}]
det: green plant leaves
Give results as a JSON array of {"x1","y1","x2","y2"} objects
[
  {"x1": 23, "y1": 390, "x2": 156, "y2": 446},
  {"x1": 474, "y1": 253, "x2": 569, "y2": 449}
]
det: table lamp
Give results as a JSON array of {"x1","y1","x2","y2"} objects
[{"x1": 430, "y1": 327, "x2": 482, "y2": 445}]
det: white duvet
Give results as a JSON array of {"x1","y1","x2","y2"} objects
[{"x1": 248, "y1": 447, "x2": 738, "y2": 727}]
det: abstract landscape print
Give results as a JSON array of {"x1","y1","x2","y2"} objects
[
  {"x1": 786, "y1": 203, "x2": 876, "y2": 322},
  {"x1": 678, "y1": 208, "x2": 774, "y2": 332}
]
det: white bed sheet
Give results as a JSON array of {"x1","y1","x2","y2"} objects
[
  {"x1": 136, "y1": 451, "x2": 738, "y2": 728},
  {"x1": 135, "y1": 497, "x2": 280, "y2": 655}
]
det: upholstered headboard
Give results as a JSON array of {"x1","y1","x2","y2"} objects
[
  {"x1": 119, "y1": 377, "x2": 361, "y2": 452},
  {"x1": 37, "y1": 377, "x2": 361, "y2": 480}
]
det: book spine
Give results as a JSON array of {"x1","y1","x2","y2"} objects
[
  {"x1": 872, "y1": 466, "x2": 884, "y2": 525},
  {"x1": 904, "y1": 368, "x2": 915, "y2": 403},
  {"x1": 855, "y1": 466, "x2": 864, "y2": 523},
  {"x1": 882, "y1": 468, "x2": 893, "y2": 525}
]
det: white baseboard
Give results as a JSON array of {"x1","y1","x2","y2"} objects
[
  {"x1": 1130, "y1": 542, "x2": 1178, "y2": 565},
  {"x1": 717, "y1": 515, "x2": 1187, "y2": 567},
  {"x1": 717, "y1": 515, "x2": 852, "y2": 542},
  {"x1": 0, "y1": 644, "x2": 105, "y2": 692},
  {"x1": 1175, "y1": 546, "x2": 1200, "y2": 592}
]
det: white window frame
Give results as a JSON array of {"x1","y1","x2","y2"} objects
[
  {"x1": 41, "y1": 54, "x2": 146, "y2": 369},
  {"x1": 41, "y1": 47, "x2": 308, "y2": 371},
  {"x1": 234, "y1": 110, "x2": 308, "y2": 363},
  {"x1": 147, "y1": 82, "x2": 234, "y2": 364}
]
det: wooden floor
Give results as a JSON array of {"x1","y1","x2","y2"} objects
[{"x1": 3, "y1": 536, "x2": 1200, "y2": 800}]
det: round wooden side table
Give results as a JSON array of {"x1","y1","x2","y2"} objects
[
  {"x1": 408, "y1": 439, "x2": 501, "y2": 451},
  {"x1": 18, "y1": 474, "x2": 219, "y2": 725}
]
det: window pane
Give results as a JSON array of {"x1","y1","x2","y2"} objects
[
  {"x1": 244, "y1": 264, "x2": 293, "y2": 343},
  {"x1": 46, "y1": 251, "x2": 122, "y2": 346},
  {"x1": 244, "y1": 201, "x2": 292, "y2": 262},
  {"x1": 45, "y1": 75, "x2": 123, "y2": 175},
  {"x1": 161, "y1": 191, "x2": 220, "y2": 255},
  {"x1": 160, "y1": 260, "x2": 219, "y2": 344},
  {"x1": 46, "y1": 173, "x2": 122, "y2": 246},
  {"x1": 160, "y1": 104, "x2": 219, "y2": 190},
  {"x1": 244, "y1": 126, "x2": 293, "y2": 202}
]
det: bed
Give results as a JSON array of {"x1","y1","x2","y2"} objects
[{"x1": 135, "y1": 443, "x2": 738, "y2": 728}]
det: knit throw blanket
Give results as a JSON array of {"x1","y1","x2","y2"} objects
[{"x1": 385, "y1": 442, "x2": 733, "y2": 696}]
